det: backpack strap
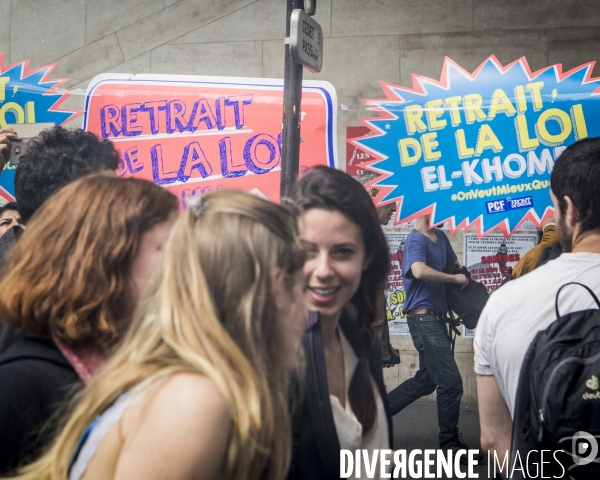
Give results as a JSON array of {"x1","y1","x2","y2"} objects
[
  {"x1": 510, "y1": 330, "x2": 544, "y2": 480},
  {"x1": 444, "y1": 311, "x2": 461, "y2": 354},
  {"x1": 450, "y1": 309, "x2": 479, "y2": 327},
  {"x1": 555, "y1": 282, "x2": 600, "y2": 318},
  {"x1": 303, "y1": 312, "x2": 341, "y2": 479}
]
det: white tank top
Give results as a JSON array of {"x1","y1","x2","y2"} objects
[{"x1": 68, "y1": 375, "x2": 166, "y2": 480}]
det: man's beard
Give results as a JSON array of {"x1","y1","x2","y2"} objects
[{"x1": 557, "y1": 215, "x2": 574, "y2": 252}]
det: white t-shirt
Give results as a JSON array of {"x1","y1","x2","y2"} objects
[{"x1": 474, "y1": 252, "x2": 600, "y2": 417}]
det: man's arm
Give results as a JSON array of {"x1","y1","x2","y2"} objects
[
  {"x1": 477, "y1": 374, "x2": 513, "y2": 479},
  {"x1": 411, "y1": 261, "x2": 468, "y2": 288}
]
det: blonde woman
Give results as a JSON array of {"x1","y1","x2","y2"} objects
[{"x1": 7, "y1": 190, "x2": 307, "y2": 480}]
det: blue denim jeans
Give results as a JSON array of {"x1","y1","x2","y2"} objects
[{"x1": 387, "y1": 314, "x2": 463, "y2": 446}]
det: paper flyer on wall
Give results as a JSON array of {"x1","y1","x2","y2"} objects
[{"x1": 384, "y1": 232, "x2": 410, "y2": 335}]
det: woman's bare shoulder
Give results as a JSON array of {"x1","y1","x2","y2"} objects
[
  {"x1": 114, "y1": 372, "x2": 231, "y2": 479},
  {"x1": 141, "y1": 372, "x2": 229, "y2": 425}
]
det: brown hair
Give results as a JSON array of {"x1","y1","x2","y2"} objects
[
  {"x1": 288, "y1": 166, "x2": 391, "y2": 433},
  {"x1": 12, "y1": 190, "x2": 306, "y2": 480},
  {"x1": 0, "y1": 174, "x2": 178, "y2": 348}
]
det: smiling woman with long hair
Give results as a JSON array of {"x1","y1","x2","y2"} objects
[
  {"x1": 286, "y1": 166, "x2": 393, "y2": 480},
  {"x1": 6, "y1": 190, "x2": 307, "y2": 480},
  {"x1": 0, "y1": 175, "x2": 178, "y2": 475}
]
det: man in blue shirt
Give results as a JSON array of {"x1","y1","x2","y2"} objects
[{"x1": 387, "y1": 214, "x2": 480, "y2": 459}]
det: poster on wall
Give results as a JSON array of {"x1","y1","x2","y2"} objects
[
  {"x1": 351, "y1": 55, "x2": 600, "y2": 237},
  {"x1": 346, "y1": 126, "x2": 376, "y2": 181},
  {"x1": 83, "y1": 74, "x2": 337, "y2": 204},
  {"x1": 0, "y1": 54, "x2": 81, "y2": 201},
  {"x1": 384, "y1": 232, "x2": 410, "y2": 336},
  {"x1": 462, "y1": 233, "x2": 537, "y2": 337}
]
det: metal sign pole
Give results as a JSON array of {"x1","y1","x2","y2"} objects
[{"x1": 280, "y1": 0, "x2": 304, "y2": 199}]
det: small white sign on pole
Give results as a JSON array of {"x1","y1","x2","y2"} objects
[{"x1": 289, "y1": 9, "x2": 323, "y2": 73}]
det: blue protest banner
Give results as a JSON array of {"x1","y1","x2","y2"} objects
[
  {"x1": 0, "y1": 53, "x2": 80, "y2": 201},
  {"x1": 352, "y1": 55, "x2": 600, "y2": 236}
]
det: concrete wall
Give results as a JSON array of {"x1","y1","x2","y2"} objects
[{"x1": 4, "y1": 0, "x2": 600, "y2": 404}]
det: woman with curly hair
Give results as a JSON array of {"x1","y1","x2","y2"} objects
[{"x1": 0, "y1": 175, "x2": 178, "y2": 475}]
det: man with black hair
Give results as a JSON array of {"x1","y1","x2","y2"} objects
[
  {"x1": 0, "y1": 127, "x2": 119, "y2": 353},
  {"x1": 14, "y1": 127, "x2": 120, "y2": 223},
  {"x1": 475, "y1": 137, "x2": 600, "y2": 471}
]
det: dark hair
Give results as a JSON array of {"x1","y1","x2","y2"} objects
[
  {"x1": 551, "y1": 137, "x2": 600, "y2": 233},
  {"x1": 0, "y1": 202, "x2": 18, "y2": 217},
  {"x1": 0, "y1": 175, "x2": 178, "y2": 348},
  {"x1": 15, "y1": 127, "x2": 120, "y2": 223},
  {"x1": 288, "y1": 166, "x2": 390, "y2": 432}
]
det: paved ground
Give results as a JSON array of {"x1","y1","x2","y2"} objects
[{"x1": 392, "y1": 402, "x2": 497, "y2": 479}]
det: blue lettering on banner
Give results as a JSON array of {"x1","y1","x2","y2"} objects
[
  {"x1": 486, "y1": 196, "x2": 533, "y2": 214},
  {"x1": 100, "y1": 95, "x2": 254, "y2": 138}
]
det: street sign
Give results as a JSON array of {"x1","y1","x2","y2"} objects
[{"x1": 289, "y1": 9, "x2": 323, "y2": 73}]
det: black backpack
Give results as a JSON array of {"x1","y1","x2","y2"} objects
[
  {"x1": 444, "y1": 264, "x2": 489, "y2": 329},
  {"x1": 511, "y1": 283, "x2": 600, "y2": 479}
]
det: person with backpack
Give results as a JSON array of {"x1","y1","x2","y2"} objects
[
  {"x1": 474, "y1": 137, "x2": 600, "y2": 477},
  {"x1": 387, "y1": 214, "x2": 484, "y2": 462}
]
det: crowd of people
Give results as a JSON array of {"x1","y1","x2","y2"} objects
[{"x1": 0, "y1": 124, "x2": 597, "y2": 480}]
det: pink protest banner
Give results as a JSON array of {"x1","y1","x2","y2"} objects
[{"x1": 83, "y1": 74, "x2": 337, "y2": 202}]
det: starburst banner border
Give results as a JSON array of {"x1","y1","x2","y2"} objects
[
  {"x1": 352, "y1": 55, "x2": 600, "y2": 237},
  {"x1": 0, "y1": 53, "x2": 82, "y2": 201}
]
